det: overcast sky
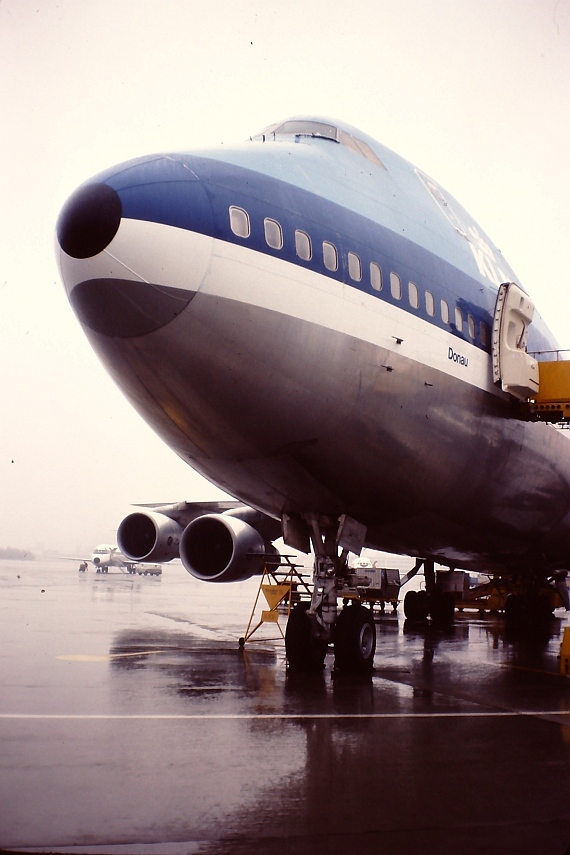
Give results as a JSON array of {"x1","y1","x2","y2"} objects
[{"x1": 1, "y1": 0, "x2": 569, "y2": 555}]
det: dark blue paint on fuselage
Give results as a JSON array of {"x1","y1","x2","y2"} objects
[{"x1": 94, "y1": 151, "x2": 554, "y2": 356}]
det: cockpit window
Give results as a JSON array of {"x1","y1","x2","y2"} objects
[
  {"x1": 339, "y1": 131, "x2": 383, "y2": 167},
  {"x1": 267, "y1": 120, "x2": 339, "y2": 142},
  {"x1": 252, "y1": 119, "x2": 384, "y2": 167}
]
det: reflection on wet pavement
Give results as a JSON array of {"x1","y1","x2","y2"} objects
[{"x1": 1, "y1": 560, "x2": 570, "y2": 854}]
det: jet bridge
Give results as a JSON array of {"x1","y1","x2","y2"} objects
[{"x1": 526, "y1": 357, "x2": 570, "y2": 423}]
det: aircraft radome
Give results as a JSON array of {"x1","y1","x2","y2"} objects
[{"x1": 56, "y1": 116, "x2": 570, "y2": 672}]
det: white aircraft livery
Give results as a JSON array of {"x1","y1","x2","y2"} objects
[
  {"x1": 56, "y1": 116, "x2": 570, "y2": 671},
  {"x1": 76, "y1": 544, "x2": 161, "y2": 576}
]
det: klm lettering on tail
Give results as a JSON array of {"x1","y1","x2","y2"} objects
[{"x1": 448, "y1": 347, "x2": 469, "y2": 367}]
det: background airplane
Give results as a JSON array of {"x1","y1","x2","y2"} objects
[
  {"x1": 56, "y1": 116, "x2": 570, "y2": 671},
  {"x1": 75, "y1": 544, "x2": 161, "y2": 576}
]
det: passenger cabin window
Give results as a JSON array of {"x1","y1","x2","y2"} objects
[
  {"x1": 295, "y1": 230, "x2": 312, "y2": 261},
  {"x1": 455, "y1": 306, "x2": 463, "y2": 332},
  {"x1": 323, "y1": 241, "x2": 338, "y2": 272},
  {"x1": 229, "y1": 206, "x2": 250, "y2": 238},
  {"x1": 229, "y1": 204, "x2": 489, "y2": 355},
  {"x1": 370, "y1": 262, "x2": 382, "y2": 291},
  {"x1": 408, "y1": 281, "x2": 419, "y2": 309},
  {"x1": 264, "y1": 218, "x2": 283, "y2": 250},
  {"x1": 390, "y1": 272, "x2": 401, "y2": 300},
  {"x1": 348, "y1": 252, "x2": 362, "y2": 282}
]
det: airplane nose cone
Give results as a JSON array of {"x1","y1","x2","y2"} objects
[
  {"x1": 57, "y1": 155, "x2": 214, "y2": 338},
  {"x1": 57, "y1": 183, "x2": 122, "y2": 258}
]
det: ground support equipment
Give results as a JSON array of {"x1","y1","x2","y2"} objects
[
  {"x1": 338, "y1": 566, "x2": 401, "y2": 613},
  {"x1": 239, "y1": 555, "x2": 311, "y2": 647}
]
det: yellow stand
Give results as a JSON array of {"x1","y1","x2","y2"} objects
[{"x1": 239, "y1": 556, "x2": 311, "y2": 646}]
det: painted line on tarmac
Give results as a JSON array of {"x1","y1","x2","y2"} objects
[{"x1": 1, "y1": 711, "x2": 570, "y2": 720}]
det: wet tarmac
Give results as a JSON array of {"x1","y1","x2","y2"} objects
[{"x1": 1, "y1": 558, "x2": 570, "y2": 854}]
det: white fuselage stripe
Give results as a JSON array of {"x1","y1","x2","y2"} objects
[
  {"x1": 61, "y1": 218, "x2": 501, "y2": 396},
  {"x1": 204, "y1": 235, "x2": 497, "y2": 394}
]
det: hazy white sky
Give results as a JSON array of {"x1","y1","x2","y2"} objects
[{"x1": 1, "y1": 0, "x2": 569, "y2": 554}]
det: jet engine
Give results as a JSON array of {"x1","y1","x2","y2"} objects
[
  {"x1": 117, "y1": 510, "x2": 182, "y2": 563},
  {"x1": 180, "y1": 513, "x2": 278, "y2": 582}
]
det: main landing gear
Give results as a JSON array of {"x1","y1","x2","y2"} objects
[
  {"x1": 502, "y1": 571, "x2": 566, "y2": 626},
  {"x1": 403, "y1": 589, "x2": 455, "y2": 623},
  {"x1": 284, "y1": 517, "x2": 376, "y2": 674},
  {"x1": 402, "y1": 559, "x2": 455, "y2": 624}
]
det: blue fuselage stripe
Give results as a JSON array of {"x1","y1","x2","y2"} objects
[{"x1": 107, "y1": 154, "x2": 553, "y2": 354}]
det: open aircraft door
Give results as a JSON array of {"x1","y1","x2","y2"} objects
[{"x1": 492, "y1": 282, "x2": 539, "y2": 401}]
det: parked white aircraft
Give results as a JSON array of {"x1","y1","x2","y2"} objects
[{"x1": 77, "y1": 544, "x2": 161, "y2": 576}]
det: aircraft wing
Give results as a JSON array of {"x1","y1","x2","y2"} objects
[
  {"x1": 131, "y1": 500, "x2": 244, "y2": 528},
  {"x1": 133, "y1": 499, "x2": 240, "y2": 522}
]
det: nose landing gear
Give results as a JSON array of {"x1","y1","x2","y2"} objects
[{"x1": 284, "y1": 515, "x2": 376, "y2": 673}]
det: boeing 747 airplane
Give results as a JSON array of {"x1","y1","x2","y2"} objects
[{"x1": 56, "y1": 116, "x2": 570, "y2": 671}]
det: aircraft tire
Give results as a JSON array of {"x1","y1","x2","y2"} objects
[
  {"x1": 285, "y1": 603, "x2": 327, "y2": 671},
  {"x1": 404, "y1": 590, "x2": 429, "y2": 621},
  {"x1": 415, "y1": 591, "x2": 430, "y2": 620},
  {"x1": 334, "y1": 604, "x2": 376, "y2": 673},
  {"x1": 430, "y1": 591, "x2": 455, "y2": 624},
  {"x1": 404, "y1": 590, "x2": 417, "y2": 619}
]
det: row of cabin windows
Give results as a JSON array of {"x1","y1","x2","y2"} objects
[{"x1": 229, "y1": 206, "x2": 489, "y2": 345}]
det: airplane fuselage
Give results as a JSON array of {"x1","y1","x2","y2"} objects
[{"x1": 56, "y1": 118, "x2": 570, "y2": 576}]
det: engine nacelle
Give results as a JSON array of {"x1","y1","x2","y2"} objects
[
  {"x1": 117, "y1": 511, "x2": 182, "y2": 563},
  {"x1": 180, "y1": 513, "x2": 278, "y2": 582}
]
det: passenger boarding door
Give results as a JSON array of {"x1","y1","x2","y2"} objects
[{"x1": 492, "y1": 282, "x2": 539, "y2": 401}]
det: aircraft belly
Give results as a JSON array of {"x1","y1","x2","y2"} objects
[{"x1": 84, "y1": 272, "x2": 570, "y2": 571}]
